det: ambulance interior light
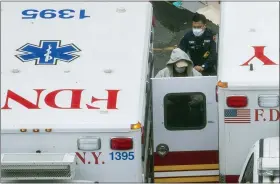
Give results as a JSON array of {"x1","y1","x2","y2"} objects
[
  {"x1": 258, "y1": 157, "x2": 279, "y2": 177},
  {"x1": 258, "y1": 95, "x2": 279, "y2": 108}
]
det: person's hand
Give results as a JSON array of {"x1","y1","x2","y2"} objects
[{"x1": 194, "y1": 66, "x2": 204, "y2": 72}]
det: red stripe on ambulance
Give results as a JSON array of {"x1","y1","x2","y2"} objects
[
  {"x1": 154, "y1": 150, "x2": 219, "y2": 166},
  {"x1": 225, "y1": 175, "x2": 239, "y2": 183}
]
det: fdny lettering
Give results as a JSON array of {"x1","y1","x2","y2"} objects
[
  {"x1": 241, "y1": 46, "x2": 277, "y2": 66},
  {"x1": 1, "y1": 89, "x2": 120, "y2": 110},
  {"x1": 76, "y1": 152, "x2": 104, "y2": 165},
  {"x1": 255, "y1": 109, "x2": 279, "y2": 122}
]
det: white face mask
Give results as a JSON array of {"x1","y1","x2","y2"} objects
[
  {"x1": 175, "y1": 66, "x2": 186, "y2": 73},
  {"x1": 192, "y1": 28, "x2": 205, "y2": 37}
]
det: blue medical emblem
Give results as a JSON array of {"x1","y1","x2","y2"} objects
[{"x1": 15, "y1": 40, "x2": 81, "y2": 65}]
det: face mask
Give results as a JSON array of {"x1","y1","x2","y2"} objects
[
  {"x1": 192, "y1": 28, "x2": 205, "y2": 37},
  {"x1": 175, "y1": 66, "x2": 186, "y2": 73}
]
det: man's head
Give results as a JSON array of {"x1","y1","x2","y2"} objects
[
  {"x1": 166, "y1": 48, "x2": 194, "y2": 77},
  {"x1": 174, "y1": 60, "x2": 188, "y2": 75},
  {"x1": 192, "y1": 13, "x2": 207, "y2": 37}
]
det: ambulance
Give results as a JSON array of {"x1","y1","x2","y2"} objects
[
  {"x1": 1, "y1": 1, "x2": 154, "y2": 182},
  {"x1": 151, "y1": 1, "x2": 279, "y2": 183},
  {"x1": 1, "y1": 1, "x2": 279, "y2": 184},
  {"x1": 218, "y1": 2, "x2": 279, "y2": 183}
]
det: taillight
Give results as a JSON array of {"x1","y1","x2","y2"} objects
[
  {"x1": 110, "y1": 138, "x2": 133, "y2": 150},
  {"x1": 226, "y1": 96, "x2": 248, "y2": 107}
]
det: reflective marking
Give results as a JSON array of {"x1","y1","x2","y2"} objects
[
  {"x1": 154, "y1": 176, "x2": 220, "y2": 183},
  {"x1": 155, "y1": 170, "x2": 219, "y2": 177},
  {"x1": 154, "y1": 163, "x2": 219, "y2": 172}
]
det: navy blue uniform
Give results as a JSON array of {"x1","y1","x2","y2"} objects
[{"x1": 178, "y1": 28, "x2": 217, "y2": 75}]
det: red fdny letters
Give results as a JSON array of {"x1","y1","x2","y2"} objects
[
  {"x1": 241, "y1": 46, "x2": 278, "y2": 66},
  {"x1": 255, "y1": 109, "x2": 279, "y2": 122},
  {"x1": 1, "y1": 89, "x2": 120, "y2": 110}
]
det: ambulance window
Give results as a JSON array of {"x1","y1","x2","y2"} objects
[
  {"x1": 163, "y1": 93, "x2": 206, "y2": 130},
  {"x1": 241, "y1": 153, "x2": 254, "y2": 183}
]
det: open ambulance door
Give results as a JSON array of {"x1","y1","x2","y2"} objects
[{"x1": 151, "y1": 76, "x2": 219, "y2": 183}]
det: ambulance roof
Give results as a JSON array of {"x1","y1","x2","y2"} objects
[
  {"x1": 218, "y1": 2, "x2": 279, "y2": 89},
  {"x1": 1, "y1": 2, "x2": 152, "y2": 131}
]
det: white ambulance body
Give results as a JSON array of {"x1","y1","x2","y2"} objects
[
  {"x1": 150, "y1": 2, "x2": 279, "y2": 183},
  {"x1": 238, "y1": 137, "x2": 279, "y2": 183},
  {"x1": 1, "y1": 2, "x2": 154, "y2": 182},
  {"x1": 218, "y1": 2, "x2": 279, "y2": 183}
]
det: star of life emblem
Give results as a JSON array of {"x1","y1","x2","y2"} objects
[{"x1": 15, "y1": 40, "x2": 81, "y2": 65}]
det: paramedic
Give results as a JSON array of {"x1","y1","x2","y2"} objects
[
  {"x1": 178, "y1": 13, "x2": 217, "y2": 76},
  {"x1": 155, "y1": 48, "x2": 203, "y2": 109}
]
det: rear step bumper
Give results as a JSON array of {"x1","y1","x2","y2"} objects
[{"x1": 1, "y1": 153, "x2": 76, "y2": 181}]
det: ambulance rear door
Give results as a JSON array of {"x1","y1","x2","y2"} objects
[{"x1": 151, "y1": 76, "x2": 219, "y2": 183}]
